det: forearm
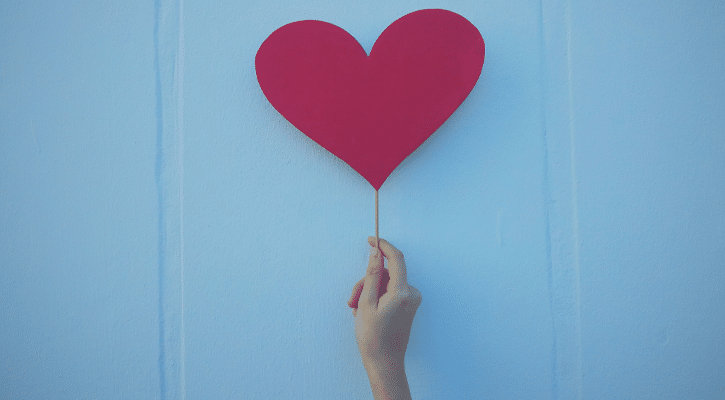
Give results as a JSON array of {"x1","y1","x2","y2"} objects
[{"x1": 364, "y1": 360, "x2": 412, "y2": 400}]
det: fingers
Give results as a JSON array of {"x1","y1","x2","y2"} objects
[
  {"x1": 368, "y1": 236, "x2": 407, "y2": 288},
  {"x1": 348, "y1": 278, "x2": 364, "y2": 308},
  {"x1": 359, "y1": 246, "x2": 384, "y2": 309},
  {"x1": 365, "y1": 245, "x2": 383, "y2": 276},
  {"x1": 349, "y1": 269, "x2": 390, "y2": 310}
]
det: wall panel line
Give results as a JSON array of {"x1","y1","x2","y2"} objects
[
  {"x1": 540, "y1": 0, "x2": 583, "y2": 398},
  {"x1": 154, "y1": 0, "x2": 185, "y2": 398}
]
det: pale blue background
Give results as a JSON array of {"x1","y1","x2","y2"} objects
[{"x1": 1, "y1": 0, "x2": 724, "y2": 399}]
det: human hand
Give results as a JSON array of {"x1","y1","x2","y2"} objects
[{"x1": 347, "y1": 237, "x2": 422, "y2": 400}]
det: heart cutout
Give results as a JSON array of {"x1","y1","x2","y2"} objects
[{"x1": 256, "y1": 9, "x2": 485, "y2": 190}]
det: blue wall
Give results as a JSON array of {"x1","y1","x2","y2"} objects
[{"x1": 1, "y1": 0, "x2": 723, "y2": 399}]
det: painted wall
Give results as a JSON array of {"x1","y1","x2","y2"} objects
[{"x1": 1, "y1": 0, "x2": 723, "y2": 399}]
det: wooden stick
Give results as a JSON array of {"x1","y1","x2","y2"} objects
[{"x1": 375, "y1": 189, "x2": 379, "y2": 249}]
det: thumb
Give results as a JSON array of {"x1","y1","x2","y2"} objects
[{"x1": 360, "y1": 246, "x2": 384, "y2": 309}]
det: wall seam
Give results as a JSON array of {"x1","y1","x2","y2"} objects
[
  {"x1": 155, "y1": 0, "x2": 184, "y2": 398},
  {"x1": 564, "y1": 2, "x2": 583, "y2": 398},
  {"x1": 177, "y1": 0, "x2": 186, "y2": 397},
  {"x1": 540, "y1": 0, "x2": 583, "y2": 399},
  {"x1": 538, "y1": 3, "x2": 559, "y2": 398}
]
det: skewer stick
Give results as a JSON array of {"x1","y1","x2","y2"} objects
[{"x1": 375, "y1": 189, "x2": 379, "y2": 249}]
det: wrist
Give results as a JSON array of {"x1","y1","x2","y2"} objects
[
  {"x1": 363, "y1": 354, "x2": 404, "y2": 374},
  {"x1": 363, "y1": 358, "x2": 411, "y2": 400}
]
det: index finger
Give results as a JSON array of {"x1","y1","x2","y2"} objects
[{"x1": 368, "y1": 236, "x2": 407, "y2": 287}]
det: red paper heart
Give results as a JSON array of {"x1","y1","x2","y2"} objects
[{"x1": 256, "y1": 9, "x2": 484, "y2": 190}]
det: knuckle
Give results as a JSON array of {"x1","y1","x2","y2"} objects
[
  {"x1": 396, "y1": 286, "x2": 418, "y2": 305},
  {"x1": 405, "y1": 287, "x2": 422, "y2": 306}
]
